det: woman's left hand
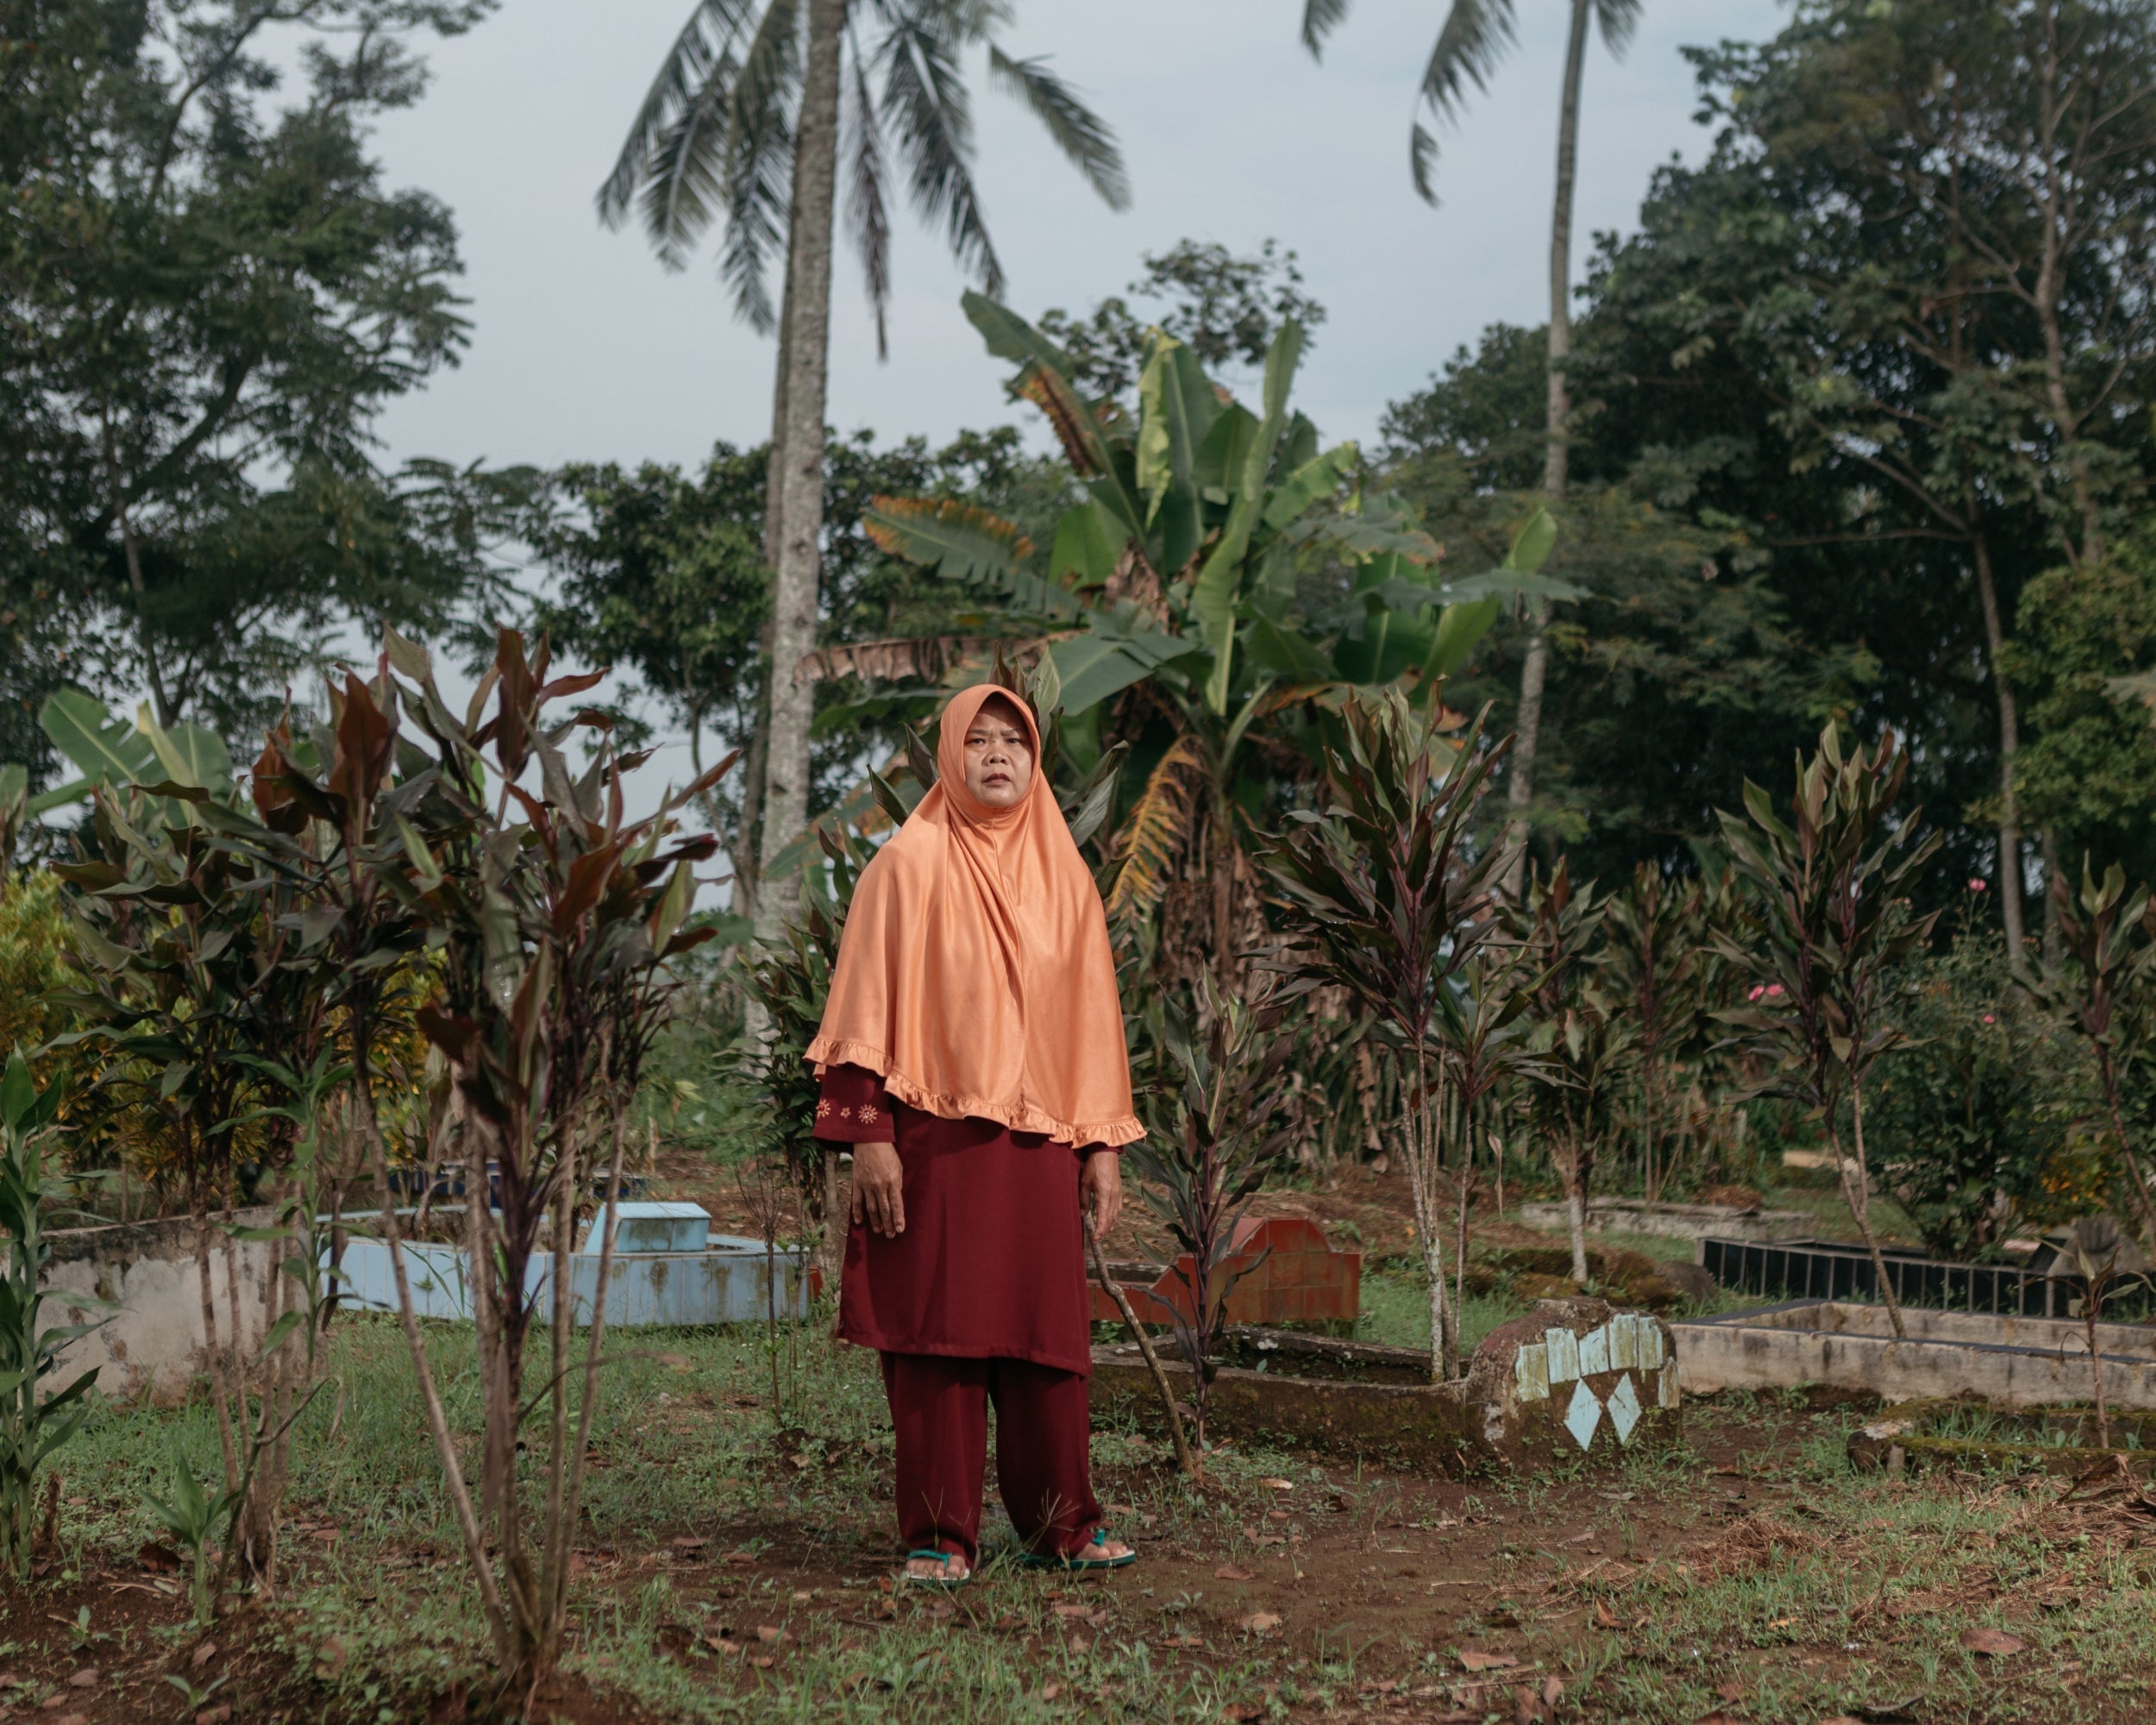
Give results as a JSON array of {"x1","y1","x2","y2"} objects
[{"x1": 1080, "y1": 1150, "x2": 1123, "y2": 1240}]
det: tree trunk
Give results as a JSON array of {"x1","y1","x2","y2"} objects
[
  {"x1": 1839, "y1": 1082, "x2": 1904, "y2": 1339},
  {"x1": 2041, "y1": 829, "x2": 2065, "y2": 979},
  {"x1": 1971, "y1": 530, "x2": 2029, "y2": 973},
  {"x1": 736, "y1": 226, "x2": 799, "y2": 927},
  {"x1": 750, "y1": 0, "x2": 844, "y2": 950},
  {"x1": 2027, "y1": 20, "x2": 2106, "y2": 568},
  {"x1": 1504, "y1": 0, "x2": 1591, "y2": 898}
]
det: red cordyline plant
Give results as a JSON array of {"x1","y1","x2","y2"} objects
[
  {"x1": 1714, "y1": 724, "x2": 1940, "y2": 1339},
  {"x1": 1518, "y1": 862, "x2": 1633, "y2": 1285},
  {"x1": 1263, "y1": 689, "x2": 1513, "y2": 1382},
  {"x1": 2042, "y1": 861, "x2": 2156, "y2": 1250},
  {"x1": 254, "y1": 628, "x2": 729, "y2": 1693}
]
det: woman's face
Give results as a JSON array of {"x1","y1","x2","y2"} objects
[{"x1": 962, "y1": 699, "x2": 1034, "y2": 809}]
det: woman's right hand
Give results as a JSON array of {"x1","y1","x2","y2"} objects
[{"x1": 851, "y1": 1141, "x2": 905, "y2": 1237}]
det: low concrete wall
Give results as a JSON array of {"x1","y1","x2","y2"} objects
[
  {"x1": 44, "y1": 1209, "x2": 276, "y2": 1404},
  {"x1": 1673, "y1": 1299, "x2": 2156, "y2": 1410},
  {"x1": 1518, "y1": 1199, "x2": 1811, "y2": 1242}
]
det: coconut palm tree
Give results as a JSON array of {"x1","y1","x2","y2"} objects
[
  {"x1": 600, "y1": 0, "x2": 1128, "y2": 925},
  {"x1": 1300, "y1": 0, "x2": 1643, "y2": 891}
]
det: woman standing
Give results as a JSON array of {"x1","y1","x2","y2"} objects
[{"x1": 808, "y1": 682, "x2": 1143, "y2": 1585}]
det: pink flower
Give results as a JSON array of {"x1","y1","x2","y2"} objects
[
  {"x1": 1983, "y1": 1014, "x2": 1996, "y2": 1025},
  {"x1": 1968, "y1": 876, "x2": 1988, "y2": 893},
  {"x1": 1766, "y1": 983, "x2": 1784, "y2": 998},
  {"x1": 1748, "y1": 985, "x2": 1764, "y2": 1002}
]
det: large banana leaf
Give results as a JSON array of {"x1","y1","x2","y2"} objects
[
  {"x1": 1136, "y1": 336, "x2": 1222, "y2": 574},
  {"x1": 1049, "y1": 624, "x2": 1194, "y2": 716},
  {"x1": 1047, "y1": 499, "x2": 1125, "y2": 589},
  {"x1": 1193, "y1": 319, "x2": 1307, "y2": 712},
  {"x1": 862, "y1": 498, "x2": 1082, "y2": 620},
  {"x1": 39, "y1": 689, "x2": 155, "y2": 790},
  {"x1": 139, "y1": 706, "x2": 234, "y2": 795}
]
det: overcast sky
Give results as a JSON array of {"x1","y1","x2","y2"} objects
[{"x1": 370, "y1": 0, "x2": 1789, "y2": 477}]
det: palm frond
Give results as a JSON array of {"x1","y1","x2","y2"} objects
[
  {"x1": 1106, "y1": 734, "x2": 1206, "y2": 928},
  {"x1": 1417, "y1": 0, "x2": 1520, "y2": 189},
  {"x1": 1593, "y1": 0, "x2": 1644, "y2": 58},
  {"x1": 636, "y1": 64, "x2": 740, "y2": 269},
  {"x1": 1300, "y1": 0, "x2": 1351, "y2": 57},
  {"x1": 596, "y1": 0, "x2": 760, "y2": 231},
  {"x1": 877, "y1": 16, "x2": 1003, "y2": 294},
  {"x1": 716, "y1": 0, "x2": 805, "y2": 331},
  {"x1": 844, "y1": 34, "x2": 895, "y2": 357},
  {"x1": 984, "y1": 47, "x2": 1129, "y2": 211}
]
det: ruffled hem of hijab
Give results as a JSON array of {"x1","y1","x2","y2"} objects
[{"x1": 806, "y1": 1035, "x2": 1144, "y2": 1149}]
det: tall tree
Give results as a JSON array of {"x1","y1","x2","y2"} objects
[
  {"x1": 1585, "y1": 1, "x2": 2156, "y2": 964},
  {"x1": 0, "y1": 0, "x2": 518, "y2": 752},
  {"x1": 599, "y1": 0, "x2": 1128, "y2": 925},
  {"x1": 1300, "y1": 0, "x2": 1644, "y2": 889}
]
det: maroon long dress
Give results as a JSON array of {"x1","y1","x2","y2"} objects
[{"x1": 814, "y1": 1063, "x2": 1111, "y2": 1565}]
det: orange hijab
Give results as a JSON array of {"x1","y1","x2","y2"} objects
[{"x1": 807, "y1": 684, "x2": 1142, "y2": 1148}]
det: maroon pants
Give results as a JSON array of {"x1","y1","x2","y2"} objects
[{"x1": 881, "y1": 1352, "x2": 1103, "y2": 1566}]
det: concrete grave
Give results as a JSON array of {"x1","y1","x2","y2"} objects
[
  {"x1": 1090, "y1": 1298, "x2": 1680, "y2": 1471},
  {"x1": 1673, "y1": 1299, "x2": 2156, "y2": 1410},
  {"x1": 45, "y1": 1209, "x2": 276, "y2": 1403},
  {"x1": 1847, "y1": 1400, "x2": 2156, "y2": 1480},
  {"x1": 331, "y1": 1204, "x2": 816, "y2": 1327}
]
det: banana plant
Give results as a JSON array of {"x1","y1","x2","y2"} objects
[
  {"x1": 867, "y1": 292, "x2": 1571, "y2": 722},
  {"x1": 863, "y1": 295, "x2": 1570, "y2": 981},
  {"x1": 0, "y1": 690, "x2": 235, "y2": 862}
]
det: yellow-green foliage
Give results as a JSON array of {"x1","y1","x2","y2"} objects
[{"x1": 0, "y1": 870, "x2": 76, "y2": 1076}]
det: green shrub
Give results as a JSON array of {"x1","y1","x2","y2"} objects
[{"x1": 1869, "y1": 928, "x2": 2094, "y2": 1258}]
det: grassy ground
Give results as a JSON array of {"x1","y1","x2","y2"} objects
[{"x1": 16, "y1": 1300, "x2": 2156, "y2": 1724}]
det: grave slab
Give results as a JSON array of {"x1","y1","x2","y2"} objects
[{"x1": 1672, "y1": 1299, "x2": 2156, "y2": 1410}]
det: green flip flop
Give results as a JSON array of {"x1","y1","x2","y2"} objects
[
  {"x1": 1018, "y1": 1528, "x2": 1138, "y2": 1572},
  {"x1": 902, "y1": 1549, "x2": 973, "y2": 1588}
]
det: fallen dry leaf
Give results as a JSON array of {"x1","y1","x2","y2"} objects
[
  {"x1": 669, "y1": 1534, "x2": 709, "y2": 1550},
  {"x1": 1258, "y1": 1477, "x2": 1294, "y2": 1490},
  {"x1": 196, "y1": 1708, "x2": 232, "y2": 1725},
  {"x1": 1542, "y1": 1675, "x2": 1564, "y2": 1706},
  {"x1": 1214, "y1": 1565, "x2": 1254, "y2": 1581},
  {"x1": 1716, "y1": 1680, "x2": 1745, "y2": 1702},
  {"x1": 1238, "y1": 1610, "x2": 1282, "y2": 1633},
  {"x1": 1593, "y1": 1599, "x2": 1620, "y2": 1628},
  {"x1": 1041, "y1": 1683, "x2": 1062, "y2": 1702},
  {"x1": 191, "y1": 1640, "x2": 218, "y2": 1670},
  {"x1": 754, "y1": 1625, "x2": 787, "y2": 1644},
  {"x1": 314, "y1": 1637, "x2": 349, "y2": 1679},
  {"x1": 1959, "y1": 1627, "x2": 2027, "y2": 1655},
  {"x1": 1457, "y1": 1650, "x2": 1517, "y2": 1672},
  {"x1": 66, "y1": 1668, "x2": 99, "y2": 1688},
  {"x1": 749, "y1": 1654, "x2": 775, "y2": 1669}
]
